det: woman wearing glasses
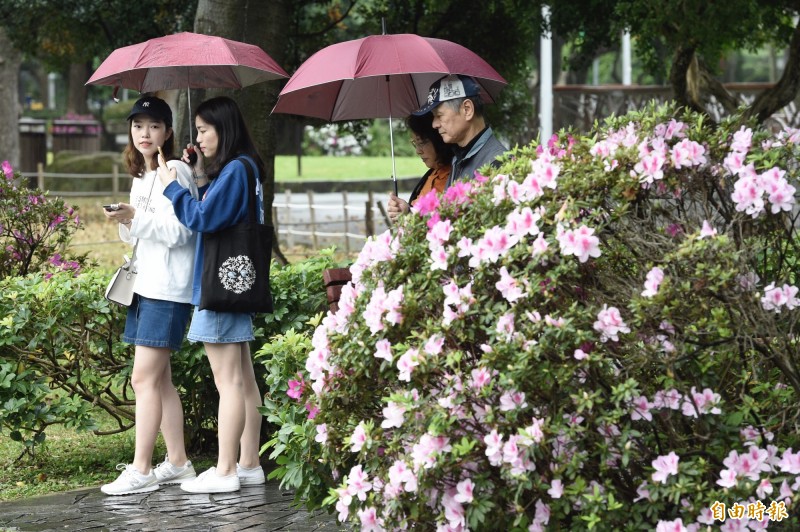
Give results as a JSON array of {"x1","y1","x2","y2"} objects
[{"x1": 387, "y1": 113, "x2": 452, "y2": 223}]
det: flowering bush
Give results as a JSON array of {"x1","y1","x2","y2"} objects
[
  {"x1": 304, "y1": 124, "x2": 368, "y2": 156},
  {"x1": 288, "y1": 103, "x2": 800, "y2": 530},
  {"x1": 0, "y1": 160, "x2": 87, "y2": 278}
]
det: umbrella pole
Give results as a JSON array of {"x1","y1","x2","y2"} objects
[
  {"x1": 386, "y1": 75, "x2": 398, "y2": 196},
  {"x1": 187, "y1": 88, "x2": 192, "y2": 145}
]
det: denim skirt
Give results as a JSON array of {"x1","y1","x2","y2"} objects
[
  {"x1": 123, "y1": 294, "x2": 192, "y2": 351},
  {"x1": 187, "y1": 307, "x2": 254, "y2": 344}
]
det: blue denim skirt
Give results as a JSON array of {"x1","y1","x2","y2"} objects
[
  {"x1": 187, "y1": 307, "x2": 255, "y2": 344},
  {"x1": 123, "y1": 294, "x2": 192, "y2": 351}
]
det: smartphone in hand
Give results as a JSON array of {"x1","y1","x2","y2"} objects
[
  {"x1": 103, "y1": 204, "x2": 120, "y2": 211},
  {"x1": 187, "y1": 146, "x2": 198, "y2": 166}
]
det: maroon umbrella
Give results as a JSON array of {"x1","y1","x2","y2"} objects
[
  {"x1": 271, "y1": 33, "x2": 506, "y2": 192},
  {"x1": 87, "y1": 32, "x2": 289, "y2": 92},
  {"x1": 87, "y1": 32, "x2": 289, "y2": 138}
]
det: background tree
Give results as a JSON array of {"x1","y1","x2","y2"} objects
[
  {"x1": 0, "y1": 0, "x2": 196, "y2": 113},
  {"x1": 544, "y1": 0, "x2": 800, "y2": 124}
]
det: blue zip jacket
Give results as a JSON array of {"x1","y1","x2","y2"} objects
[{"x1": 163, "y1": 156, "x2": 263, "y2": 306}]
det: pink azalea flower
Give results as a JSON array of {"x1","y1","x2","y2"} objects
[
  {"x1": 483, "y1": 430, "x2": 504, "y2": 466},
  {"x1": 499, "y1": 390, "x2": 528, "y2": 411},
  {"x1": 593, "y1": 305, "x2": 630, "y2": 342},
  {"x1": 496, "y1": 312, "x2": 515, "y2": 339},
  {"x1": 427, "y1": 218, "x2": 453, "y2": 247},
  {"x1": 496, "y1": 266, "x2": 526, "y2": 303},
  {"x1": 761, "y1": 283, "x2": 800, "y2": 312},
  {"x1": 305, "y1": 403, "x2": 319, "y2": 419},
  {"x1": 1, "y1": 160, "x2": 12, "y2": 179},
  {"x1": 286, "y1": 374, "x2": 305, "y2": 400},
  {"x1": 470, "y1": 367, "x2": 492, "y2": 390},
  {"x1": 454, "y1": 478, "x2": 474, "y2": 504},
  {"x1": 651, "y1": 451, "x2": 680, "y2": 483},
  {"x1": 388, "y1": 460, "x2": 417, "y2": 492},
  {"x1": 381, "y1": 401, "x2": 406, "y2": 429},
  {"x1": 634, "y1": 151, "x2": 665, "y2": 184},
  {"x1": 531, "y1": 233, "x2": 549, "y2": 257},
  {"x1": 505, "y1": 207, "x2": 541, "y2": 238},
  {"x1": 778, "y1": 448, "x2": 800, "y2": 474},
  {"x1": 547, "y1": 479, "x2": 563, "y2": 499},
  {"x1": 397, "y1": 348, "x2": 420, "y2": 382},
  {"x1": 357, "y1": 507, "x2": 382, "y2": 532},
  {"x1": 429, "y1": 243, "x2": 449, "y2": 270},
  {"x1": 699, "y1": 220, "x2": 717, "y2": 238},
  {"x1": 655, "y1": 518, "x2": 687, "y2": 532},
  {"x1": 346, "y1": 464, "x2": 372, "y2": 501},
  {"x1": 631, "y1": 395, "x2": 654, "y2": 421},
  {"x1": 424, "y1": 334, "x2": 444, "y2": 355},
  {"x1": 443, "y1": 181, "x2": 473, "y2": 205},
  {"x1": 641, "y1": 266, "x2": 665, "y2": 297},
  {"x1": 374, "y1": 338, "x2": 393, "y2": 362},
  {"x1": 412, "y1": 189, "x2": 440, "y2": 216},
  {"x1": 556, "y1": 224, "x2": 601, "y2": 263},
  {"x1": 573, "y1": 348, "x2": 588, "y2": 360},
  {"x1": 335, "y1": 486, "x2": 352, "y2": 522},
  {"x1": 731, "y1": 126, "x2": 753, "y2": 153},
  {"x1": 716, "y1": 467, "x2": 738, "y2": 488},
  {"x1": 314, "y1": 423, "x2": 328, "y2": 444},
  {"x1": 350, "y1": 422, "x2": 368, "y2": 452}
]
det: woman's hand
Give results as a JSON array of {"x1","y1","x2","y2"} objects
[
  {"x1": 387, "y1": 193, "x2": 410, "y2": 224},
  {"x1": 102, "y1": 203, "x2": 135, "y2": 227},
  {"x1": 183, "y1": 144, "x2": 208, "y2": 186},
  {"x1": 157, "y1": 149, "x2": 177, "y2": 187}
]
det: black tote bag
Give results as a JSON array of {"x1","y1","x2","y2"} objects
[{"x1": 199, "y1": 158, "x2": 274, "y2": 314}]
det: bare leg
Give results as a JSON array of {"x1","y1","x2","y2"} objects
[
  {"x1": 237, "y1": 343, "x2": 262, "y2": 469},
  {"x1": 130, "y1": 346, "x2": 171, "y2": 474},
  {"x1": 204, "y1": 342, "x2": 245, "y2": 476},
  {"x1": 158, "y1": 362, "x2": 189, "y2": 466}
]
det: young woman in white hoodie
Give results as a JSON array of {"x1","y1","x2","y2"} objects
[{"x1": 100, "y1": 95, "x2": 206, "y2": 496}]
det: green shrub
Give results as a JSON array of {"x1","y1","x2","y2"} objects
[
  {"x1": 254, "y1": 249, "x2": 342, "y2": 506},
  {"x1": 287, "y1": 104, "x2": 800, "y2": 530}
]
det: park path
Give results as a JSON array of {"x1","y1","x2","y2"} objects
[{"x1": 0, "y1": 479, "x2": 341, "y2": 531}]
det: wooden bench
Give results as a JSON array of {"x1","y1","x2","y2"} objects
[{"x1": 323, "y1": 267, "x2": 352, "y2": 313}]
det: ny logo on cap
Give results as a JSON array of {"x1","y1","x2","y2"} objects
[
  {"x1": 143, "y1": 101, "x2": 150, "y2": 107},
  {"x1": 426, "y1": 87, "x2": 439, "y2": 105}
]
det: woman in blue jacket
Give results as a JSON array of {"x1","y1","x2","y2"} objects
[{"x1": 157, "y1": 96, "x2": 265, "y2": 493}]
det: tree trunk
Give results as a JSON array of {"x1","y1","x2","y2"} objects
[
  {"x1": 745, "y1": 20, "x2": 800, "y2": 125},
  {"x1": 190, "y1": 0, "x2": 291, "y2": 264},
  {"x1": 669, "y1": 46, "x2": 705, "y2": 115},
  {"x1": 66, "y1": 62, "x2": 90, "y2": 115},
  {"x1": 0, "y1": 27, "x2": 21, "y2": 167}
]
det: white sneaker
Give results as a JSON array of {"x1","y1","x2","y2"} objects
[
  {"x1": 237, "y1": 463, "x2": 265, "y2": 486},
  {"x1": 153, "y1": 455, "x2": 197, "y2": 484},
  {"x1": 101, "y1": 464, "x2": 160, "y2": 495},
  {"x1": 180, "y1": 467, "x2": 240, "y2": 493}
]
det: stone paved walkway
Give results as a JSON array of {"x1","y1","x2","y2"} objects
[{"x1": 0, "y1": 479, "x2": 340, "y2": 531}]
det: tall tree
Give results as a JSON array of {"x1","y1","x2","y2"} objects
[
  {"x1": 0, "y1": 27, "x2": 21, "y2": 166},
  {"x1": 186, "y1": 0, "x2": 293, "y2": 262}
]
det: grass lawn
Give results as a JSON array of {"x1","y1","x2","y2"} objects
[{"x1": 274, "y1": 155, "x2": 423, "y2": 181}]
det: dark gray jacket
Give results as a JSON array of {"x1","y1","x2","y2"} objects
[{"x1": 447, "y1": 127, "x2": 508, "y2": 187}]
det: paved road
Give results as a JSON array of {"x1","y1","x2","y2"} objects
[{"x1": 0, "y1": 480, "x2": 340, "y2": 532}]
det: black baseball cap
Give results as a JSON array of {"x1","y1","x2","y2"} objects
[
  {"x1": 413, "y1": 75, "x2": 482, "y2": 116},
  {"x1": 127, "y1": 95, "x2": 173, "y2": 127}
]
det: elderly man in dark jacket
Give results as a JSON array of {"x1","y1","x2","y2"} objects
[{"x1": 413, "y1": 74, "x2": 508, "y2": 187}]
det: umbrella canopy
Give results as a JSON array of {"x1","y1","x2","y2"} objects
[
  {"x1": 271, "y1": 33, "x2": 506, "y2": 121},
  {"x1": 86, "y1": 31, "x2": 289, "y2": 92}
]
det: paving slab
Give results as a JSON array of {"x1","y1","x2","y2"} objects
[{"x1": 0, "y1": 479, "x2": 341, "y2": 531}]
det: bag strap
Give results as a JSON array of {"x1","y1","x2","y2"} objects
[
  {"x1": 235, "y1": 156, "x2": 260, "y2": 225},
  {"x1": 128, "y1": 170, "x2": 158, "y2": 269}
]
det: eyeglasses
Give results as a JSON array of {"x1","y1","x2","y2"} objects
[{"x1": 410, "y1": 138, "x2": 430, "y2": 149}]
